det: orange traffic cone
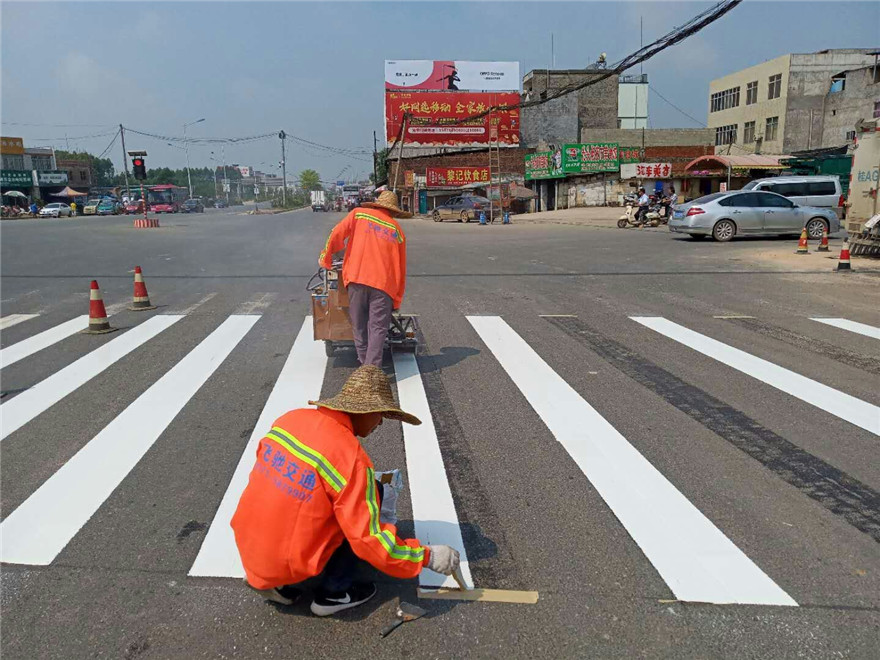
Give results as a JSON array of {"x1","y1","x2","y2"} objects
[
  {"x1": 795, "y1": 227, "x2": 809, "y2": 254},
  {"x1": 836, "y1": 240, "x2": 852, "y2": 271},
  {"x1": 129, "y1": 266, "x2": 157, "y2": 311},
  {"x1": 84, "y1": 280, "x2": 117, "y2": 334},
  {"x1": 816, "y1": 228, "x2": 829, "y2": 252}
]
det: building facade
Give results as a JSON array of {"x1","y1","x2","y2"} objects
[
  {"x1": 708, "y1": 49, "x2": 879, "y2": 156},
  {"x1": 618, "y1": 74, "x2": 648, "y2": 129}
]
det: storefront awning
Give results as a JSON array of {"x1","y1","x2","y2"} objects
[{"x1": 684, "y1": 154, "x2": 790, "y2": 173}]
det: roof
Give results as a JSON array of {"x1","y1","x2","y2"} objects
[{"x1": 684, "y1": 154, "x2": 791, "y2": 172}]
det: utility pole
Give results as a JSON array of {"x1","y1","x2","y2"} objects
[
  {"x1": 279, "y1": 130, "x2": 287, "y2": 206},
  {"x1": 183, "y1": 118, "x2": 205, "y2": 199},
  {"x1": 119, "y1": 124, "x2": 131, "y2": 201},
  {"x1": 222, "y1": 145, "x2": 229, "y2": 204},
  {"x1": 373, "y1": 130, "x2": 379, "y2": 184}
]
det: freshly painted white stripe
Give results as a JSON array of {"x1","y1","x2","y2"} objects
[
  {"x1": 810, "y1": 318, "x2": 880, "y2": 341},
  {"x1": 189, "y1": 316, "x2": 326, "y2": 578},
  {"x1": 0, "y1": 316, "x2": 89, "y2": 369},
  {"x1": 468, "y1": 316, "x2": 796, "y2": 606},
  {"x1": 632, "y1": 316, "x2": 880, "y2": 436},
  {"x1": 0, "y1": 316, "x2": 183, "y2": 441},
  {"x1": 393, "y1": 351, "x2": 473, "y2": 590},
  {"x1": 0, "y1": 314, "x2": 40, "y2": 330},
  {"x1": 0, "y1": 315, "x2": 259, "y2": 566}
]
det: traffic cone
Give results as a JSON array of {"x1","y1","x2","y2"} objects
[
  {"x1": 816, "y1": 228, "x2": 830, "y2": 252},
  {"x1": 84, "y1": 280, "x2": 117, "y2": 334},
  {"x1": 836, "y1": 240, "x2": 852, "y2": 271},
  {"x1": 795, "y1": 228, "x2": 809, "y2": 254},
  {"x1": 129, "y1": 266, "x2": 157, "y2": 311}
]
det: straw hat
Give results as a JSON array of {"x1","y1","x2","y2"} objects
[
  {"x1": 310, "y1": 365, "x2": 421, "y2": 425},
  {"x1": 361, "y1": 190, "x2": 413, "y2": 218}
]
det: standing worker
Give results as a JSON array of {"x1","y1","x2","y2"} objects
[
  {"x1": 232, "y1": 365, "x2": 461, "y2": 616},
  {"x1": 318, "y1": 190, "x2": 411, "y2": 367},
  {"x1": 70, "y1": 200, "x2": 77, "y2": 217}
]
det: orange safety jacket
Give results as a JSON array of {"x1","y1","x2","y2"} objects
[
  {"x1": 231, "y1": 407, "x2": 430, "y2": 590},
  {"x1": 318, "y1": 207, "x2": 407, "y2": 309}
]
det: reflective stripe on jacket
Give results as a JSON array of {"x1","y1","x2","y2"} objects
[
  {"x1": 231, "y1": 407, "x2": 429, "y2": 590},
  {"x1": 318, "y1": 207, "x2": 407, "y2": 309}
]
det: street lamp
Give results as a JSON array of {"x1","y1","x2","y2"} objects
[{"x1": 183, "y1": 117, "x2": 205, "y2": 198}]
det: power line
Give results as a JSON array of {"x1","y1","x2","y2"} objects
[
  {"x1": 648, "y1": 85, "x2": 706, "y2": 128},
  {"x1": 97, "y1": 129, "x2": 121, "y2": 160},
  {"x1": 1, "y1": 122, "x2": 117, "y2": 128},
  {"x1": 123, "y1": 127, "x2": 277, "y2": 145},
  {"x1": 27, "y1": 130, "x2": 118, "y2": 142}
]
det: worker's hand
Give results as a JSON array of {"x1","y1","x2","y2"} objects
[{"x1": 426, "y1": 545, "x2": 460, "y2": 576}]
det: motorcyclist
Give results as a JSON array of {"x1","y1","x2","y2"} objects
[{"x1": 636, "y1": 187, "x2": 650, "y2": 224}]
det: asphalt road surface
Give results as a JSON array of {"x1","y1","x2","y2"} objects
[{"x1": 1, "y1": 207, "x2": 878, "y2": 659}]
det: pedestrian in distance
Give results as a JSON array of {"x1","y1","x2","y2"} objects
[
  {"x1": 70, "y1": 201, "x2": 77, "y2": 217},
  {"x1": 231, "y1": 365, "x2": 461, "y2": 616},
  {"x1": 318, "y1": 190, "x2": 411, "y2": 367}
]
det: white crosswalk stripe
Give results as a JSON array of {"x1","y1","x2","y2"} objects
[
  {"x1": 0, "y1": 315, "x2": 259, "y2": 566},
  {"x1": 0, "y1": 314, "x2": 40, "y2": 330},
  {"x1": 810, "y1": 317, "x2": 880, "y2": 340},
  {"x1": 0, "y1": 315, "x2": 89, "y2": 369},
  {"x1": 189, "y1": 317, "x2": 327, "y2": 578},
  {"x1": 632, "y1": 316, "x2": 880, "y2": 436},
  {"x1": 1, "y1": 316, "x2": 183, "y2": 440},
  {"x1": 468, "y1": 315, "x2": 797, "y2": 606},
  {"x1": 392, "y1": 351, "x2": 473, "y2": 589}
]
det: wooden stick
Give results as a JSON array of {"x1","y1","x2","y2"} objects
[{"x1": 417, "y1": 588, "x2": 539, "y2": 604}]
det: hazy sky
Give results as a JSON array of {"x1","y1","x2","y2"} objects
[{"x1": 2, "y1": 1, "x2": 877, "y2": 182}]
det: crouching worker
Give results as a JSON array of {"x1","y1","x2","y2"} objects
[{"x1": 232, "y1": 365, "x2": 461, "y2": 616}]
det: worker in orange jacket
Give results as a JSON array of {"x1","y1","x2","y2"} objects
[
  {"x1": 318, "y1": 190, "x2": 411, "y2": 367},
  {"x1": 232, "y1": 365, "x2": 461, "y2": 616}
]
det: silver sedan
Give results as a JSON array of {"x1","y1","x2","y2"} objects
[
  {"x1": 668, "y1": 190, "x2": 840, "y2": 242},
  {"x1": 38, "y1": 203, "x2": 72, "y2": 218}
]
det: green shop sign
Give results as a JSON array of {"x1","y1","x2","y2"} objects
[
  {"x1": 1, "y1": 169, "x2": 34, "y2": 187},
  {"x1": 525, "y1": 150, "x2": 564, "y2": 180},
  {"x1": 619, "y1": 147, "x2": 642, "y2": 164},
  {"x1": 562, "y1": 143, "x2": 620, "y2": 174}
]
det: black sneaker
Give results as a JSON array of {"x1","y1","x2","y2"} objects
[
  {"x1": 246, "y1": 580, "x2": 301, "y2": 606},
  {"x1": 310, "y1": 581, "x2": 377, "y2": 617}
]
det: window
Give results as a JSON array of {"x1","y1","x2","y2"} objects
[
  {"x1": 874, "y1": 100, "x2": 880, "y2": 119},
  {"x1": 807, "y1": 181, "x2": 837, "y2": 196},
  {"x1": 743, "y1": 121, "x2": 756, "y2": 143},
  {"x1": 718, "y1": 193, "x2": 757, "y2": 207},
  {"x1": 829, "y1": 76, "x2": 846, "y2": 93},
  {"x1": 768, "y1": 74, "x2": 782, "y2": 100},
  {"x1": 765, "y1": 116, "x2": 779, "y2": 142},
  {"x1": 757, "y1": 192, "x2": 794, "y2": 208},
  {"x1": 710, "y1": 86, "x2": 740, "y2": 112},
  {"x1": 766, "y1": 182, "x2": 806, "y2": 197},
  {"x1": 845, "y1": 130, "x2": 856, "y2": 142},
  {"x1": 746, "y1": 81, "x2": 758, "y2": 105},
  {"x1": 714, "y1": 124, "x2": 737, "y2": 146}
]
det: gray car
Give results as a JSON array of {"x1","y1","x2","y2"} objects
[{"x1": 668, "y1": 190, "x2": 840, "y2": 242}]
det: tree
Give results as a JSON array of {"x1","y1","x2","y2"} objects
[
  {"x1": 298, "y1": 169, "x2": 322, "y2": 192},
  {"x1": 371, "y1": 148, "x2": 390, "y2": 184},
  {"x1": 54, "y1": 150, "x2": 116, "y2": 186}
]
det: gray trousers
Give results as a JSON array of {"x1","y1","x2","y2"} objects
[{"x1": 347, "y1": 283, "x2": 393, "y2": 366}]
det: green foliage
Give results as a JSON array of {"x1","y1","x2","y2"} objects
[
  {"x1": 55, "y1": 150, "x2": 116, "y2": 186},
  {"x1": 298, "y1": 169, "x2": 322, "y2": 192},
  {"x1": 371, "y1": 148, "x2": 390, "y2": 184}
]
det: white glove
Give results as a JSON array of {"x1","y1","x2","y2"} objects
[
  {"x1": 426, "y1": 545, "x2": 460, "y2": 576},
  {"x1": 376, "y1": 470, "x2": 403, "y2": 525}
]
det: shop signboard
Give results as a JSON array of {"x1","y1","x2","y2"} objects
[
  {"x1": 562, "y1": 143, "x2": 619, "y2": 174},
  {"x1": 619, "y1": 147, "x2": 642, "y2": 164},
  {"x1": 404, "y1": 170, "x2": 415, "y2": 188},
  {"x1": 37, "y1": 170, "x2": 69, "y2": 186},
  {"x1": 620, "y1": 162, "x2": 673, "y2": 179},
  {"x1": 0, "y1": 136, "x2": 24, "y2": 154},
  {"x1": 1, "y1": 169, "x2": 33, "y2": 187},
  {"x1": 426, "y1": 167, "x2": 490, "y2": 187},
  {"x1": 385, "y1": 61, "x2": 520, "y2": 92},
  {"x1": 525, "y1": 150, "x2": 563, "y2": 180},
  {"x1": 385, "y1": 91, "x2": 520, "y2": 147}
]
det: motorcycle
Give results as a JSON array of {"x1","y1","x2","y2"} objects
[{"x1": 618, "y1": 202, "x2": 662, "y2": 228}]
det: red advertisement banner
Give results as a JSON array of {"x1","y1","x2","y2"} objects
[
  {"x1": 426, "y1": 167, "x2": 491, "y2": 187},
  {"x1": 385, "y1": 91, "x2": 520, "y2": 147}
]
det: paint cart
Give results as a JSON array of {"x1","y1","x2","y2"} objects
[{"x1": 308, "y1": 263, "x2": 418, "y2": 357}]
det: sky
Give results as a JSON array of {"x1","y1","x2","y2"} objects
[{"x1": 2, "y1": 1, "x2": 878, "y2": 183}]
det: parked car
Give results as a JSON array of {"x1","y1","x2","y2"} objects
[
  {"x1": 96, "y1": 199, "x2": 119, "y2": 215},
  {"x1": 742, "y1": 176, "x2": 845, "y2": 219},
  {"x1": 431, "y1": 195, "x2": 492, "y2": 223},
  {"x1": 181, "y1": 198, "x2": 205, "y2": 213},
  {"x1": 39, "y1": 203, "x2": 72, "y2": 218},
  {"x1": 215, "y1": 199, "x2": 229, "y2": 209},
  {"x1": 669, "y1": 191, "x2": 840, "y2": 242},
  {"x1": 82, "y1": 198, "x2": 102, "y2": 215}
]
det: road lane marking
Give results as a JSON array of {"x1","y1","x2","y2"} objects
[
  {"x1": 0, "y1": 314, "x2": 39, "y2": 330},
  {"x1": 392, "y1": 351, "x2": 473, "y2": 590},
  {"x1": 810, "y1": 318, "x2": 880, "y2": 341},
  {"x1": 235, "y1": 293, "x2": 278, "y2": 315},
  {"x1": 631, "y1": 317, "x2": 880, "y2": 436},
  {"x1": 0, "y1": 316, "x2": 89, "y2": 369},
  {"x1": 468, "y1": 315, "x2": 797, "y2": 606},
  {"x1": 167, "y1": 292, "x2": 218, "y2": 315},
  {"x1": 0, "y1": 315, "x2": 259, "y2": 566},
  {"x1": 0, "y1": 316, "x2": 183, "y2": 441},
  {"x1": 189, "y1": 316, "x2": 326, "y2": 578}
]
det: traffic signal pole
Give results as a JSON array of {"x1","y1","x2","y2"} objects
[{"x1": 279, "y1": 131, "x2": 287, "y2": 207}]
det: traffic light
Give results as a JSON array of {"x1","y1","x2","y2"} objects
[{"x1": 132, "y1": 157, "x2": 146, "y2": 181}]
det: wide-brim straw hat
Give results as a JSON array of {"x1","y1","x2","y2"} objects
[
  {"x1": 361, "y1": 190, "x2": 413, "y2": 218},
  {"x1": 310, "y1": 365, "x2": 421, "y2": 425}
]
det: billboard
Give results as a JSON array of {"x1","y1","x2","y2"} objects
[
  {"x1": 237, "y1": 166, "x2": 252, "y2": 177},
  {"x1": 562, "y1": 143, "x2": 619, "y2": 174},
  {"x1": 0, "y1": 136, "x2": 24, "y2": 155},
  {"x1": 524, "y1": 150, "x2": 564, "y2": 180},
  {"x1": 426, "y1": 166, "x2": 491, "y2": 187},
  {"x1": 619, "y1": 147, "x2": 642, "y2": 164},
  {"x1": 385, "y1": 91, "x2": 520, "y2": 147},
  {"x1": 620, "y1": 163, "x2": 673, "y2": 179},
  {"x1": 385, "y1": 61, "x2": 520, "y2": 92}
]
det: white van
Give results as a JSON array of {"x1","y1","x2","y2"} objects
[{"x1": 742, "y1": 176, "x2": 845, "y2": 219}]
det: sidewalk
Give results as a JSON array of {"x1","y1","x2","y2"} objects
[{"x1": 508, "y1": 207, "x2": 623, "y2": 228}]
